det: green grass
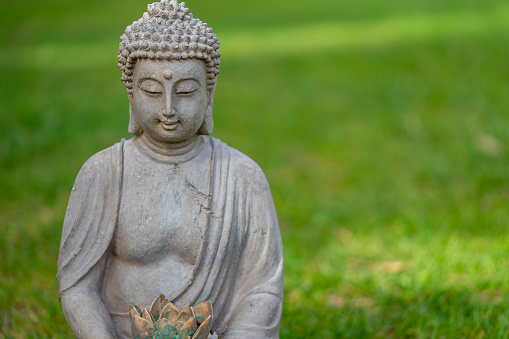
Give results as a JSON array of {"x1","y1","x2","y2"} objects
[{"x1": 1, "y1": 0, "x2": 508, "y2": 338}]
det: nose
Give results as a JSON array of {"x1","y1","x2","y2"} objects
[{"x1": 162, "y1": 90, "x2": 175, "y2": 118}]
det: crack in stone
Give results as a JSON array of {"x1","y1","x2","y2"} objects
[
  {"x1": 171, "y1": 163, "x2": 212, "y2": 213},
  {"x1": 185, "y1": 180, "x2": 211, "y2": 213}
]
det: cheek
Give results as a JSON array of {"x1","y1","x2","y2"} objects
[
  {"x1": 138, "y1": 100, "x2": 162, "y2": 122},
  {"x1": 178, "y1": 95, "x2": 207, "y2": 118},
  {"x1": 188, "y1": 99, "x2": 206, "y2": 115}
]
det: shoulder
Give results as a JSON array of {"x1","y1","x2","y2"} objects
[
  {"x1": 206, "y1": 136, "x2": 269, "y2": 188},
  {"x1": 79, "y1": 140, "x2": 123, "y2": 171},
  {"x1": 74, "y1": 140, "x2": 124, "y2": 183}
]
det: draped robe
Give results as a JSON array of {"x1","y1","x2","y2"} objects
[{"x1": 57, "y1": 136, "x2": 284, "y2": 338}]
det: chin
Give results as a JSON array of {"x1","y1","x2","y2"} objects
[
  {"x1": 153, "y1": 131, "x2": 184, "y2": 143},
  {"x1": 158, "y1": 135, "x2": 193, "y2": 144}
]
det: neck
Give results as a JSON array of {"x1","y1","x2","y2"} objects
[{"x1": 137, "y1": 133, "x2": 200, "y2": 157}]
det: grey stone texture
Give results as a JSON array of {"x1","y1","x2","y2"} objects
[{"x1": 57, "y1": 1, "x2": 283, "y2": 338}]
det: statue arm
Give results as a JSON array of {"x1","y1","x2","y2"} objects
[
  {"x1": 57, "y1": 143, "x2": 123, "y2": 338},
  {"x1": 222, "y1": 165, "x2": 284, "y2": 339},
  {"x1": 61, "y1": 254, "x2": 118, "y2": 339}
]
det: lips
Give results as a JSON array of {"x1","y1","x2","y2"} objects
[{"x1": 161, "y1": 119, "x2": 178, "y2": 130}]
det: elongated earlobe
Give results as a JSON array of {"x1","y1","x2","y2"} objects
[
  {"x1": 128, "y1": 101, "x2": 143, "y2": 136},
  {"x1": 198, "y1": 87, "x2": 215, "y2": 135}
]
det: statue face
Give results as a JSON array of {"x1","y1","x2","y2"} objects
[{"x1": 129, "y1": 58, "x2": 211, "y2": 143}]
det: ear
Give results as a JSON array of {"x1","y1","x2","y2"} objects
[
  {"x1": 198, "y1": 85, "x2": 215, "y2": 135},
  {"x1": 128, "y1": 95, "x2": 143, "y2": 136}
]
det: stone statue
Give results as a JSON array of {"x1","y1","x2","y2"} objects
[{"x1": 56, "y1": 1, "x2": 284, "y2": 338}]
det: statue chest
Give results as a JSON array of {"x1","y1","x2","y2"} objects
[{"x1": 114, "y1": 159, "x2": 209, "y2": 266}]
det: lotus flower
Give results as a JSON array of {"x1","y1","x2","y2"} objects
[{"x1": 130, "y1": 294, "x2": 213, "y2": 339}]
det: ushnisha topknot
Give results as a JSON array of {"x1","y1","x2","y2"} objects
[{"x1": 117, "y1": 0, "x2": 221, "y2": 94}]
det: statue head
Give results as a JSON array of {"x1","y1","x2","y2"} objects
[{"x1": 117, "y1": 0, "x2": 221, "y2": 137}]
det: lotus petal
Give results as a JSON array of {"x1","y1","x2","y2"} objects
[
  {"x1": 130, "y1": 305, "x2": 144, "y2": 339},
  {"x1": 131, "y1": 315, "x2": 155, "y2": 339},
  {"x1": 193, "y1": 301, "x2": 213, "y2": 325},
  {"x1": 159, "y1": 294, "x2": 171, "y2": 308},
  {"x1": 150, "y1": 293, "x2": 166, "y2": 320},
  {"x1": 130, "y1": 304, "x2": 142, "y2": 318},
  {"x1": 142, "y1": 308, "x2": 155, "y2": 326},
  {"x1": 177, "y1": 316, "x2": 198, "y2": 339},
  {"x1": 176, "y1": 306, "x2": 195, "y2": 326},
  {"x1": 191, "y1": 315, "x2": 212, "y2": 339},
  {"x1": 160, "y1": 300, "x2": 180, "y2": 323},
  {"x1": 155, "y1": 318, "x2": 178, "y2": 339}
]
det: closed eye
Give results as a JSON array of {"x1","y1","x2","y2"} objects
[
  {"x1": 175, "y1": 80, "x2": 200, "y2": 95},
  {"x1": 176, "y1": 88, "x2": 197, "y2": 95},
  {"x1": 139, "y1": 79, "x2": 163, "y2": 95},
  {"x1": 143, "y1": 88, "x2": 162, "y2": 95}
]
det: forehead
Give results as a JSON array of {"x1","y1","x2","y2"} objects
[{"x1": 133, "y1": 59, "x2": 207, "y2": 80}]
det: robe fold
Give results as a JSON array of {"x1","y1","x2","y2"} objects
[{"x1": 57, "y1": 136, "x2": 284, "y2": 338}]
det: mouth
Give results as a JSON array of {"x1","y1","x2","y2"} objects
[{"x1": 160, "y1": 120, "x2": 178, "y2": 130}]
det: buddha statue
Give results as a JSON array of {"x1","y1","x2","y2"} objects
[{"x1": 56, "y1": 1, "x2": 284, "y2": 338}]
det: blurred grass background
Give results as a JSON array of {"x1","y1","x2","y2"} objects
[{"x1": 1, "y1": 0, "x2": 508, "y2": 337}]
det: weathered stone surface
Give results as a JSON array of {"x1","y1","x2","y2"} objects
[{"x1": 57, "y1": 1, "x2": 283, "y2": 338}]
